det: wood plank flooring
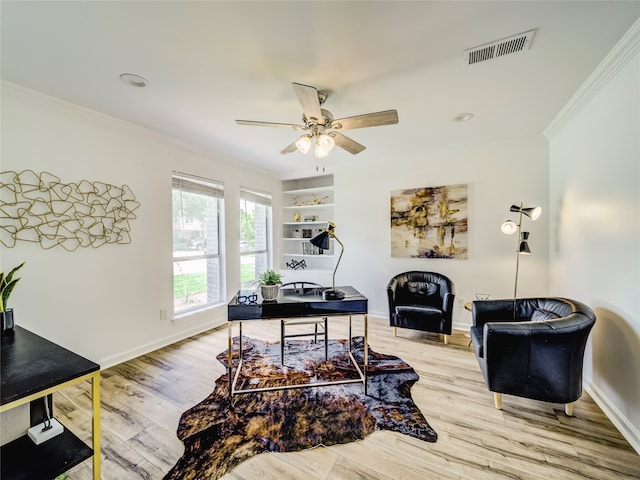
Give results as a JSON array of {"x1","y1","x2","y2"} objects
[{"x1": 55, "y1": 316, "x2": 640, "y2": 479}]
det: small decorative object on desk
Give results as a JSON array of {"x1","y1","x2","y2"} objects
[
  {"x1": 259, "y1": 269, "x2": 283, "y2": 301},
  {"x1": 1, "y1": 261, "x2": 25, "y2": 333},
  {"x1": 475, "y1": 293, "x2": 491, "y2": 301}
]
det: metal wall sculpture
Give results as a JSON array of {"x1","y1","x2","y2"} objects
[
  {"x1": 390, "y1": 183, "x2": 468, "y2": 259},
  {"x1": 0, "y1": 170, "x2": 141, "y2": 251}
]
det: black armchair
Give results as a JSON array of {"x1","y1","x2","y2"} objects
[
  {"x1": 470, "y1": 297, "x2": 596, "y2": 415},
  {"x1": 387, "y1": 271, "x2": 455, "y2": 344}
]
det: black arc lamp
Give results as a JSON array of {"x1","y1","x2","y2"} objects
[
  {"x1": 501, "y1": 202, "x2": 541, "y2": 318},
  {"x1": 310, "y1": 221, "x2": 345, "y2": 300}
]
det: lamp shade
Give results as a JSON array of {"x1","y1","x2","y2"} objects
[
  {"x1": 510, "y1": 204, "x2": 542, "y2": 220},
  {"x1": 501, "y1": 220, "x2": 518, "y2": 235},
  {"x1": 310, "y1": 222, "x2": 334, "y2": 250},
  {"x1": 295, "y1": 135, "x2": 312, "y2": 154},
  {"x1": 518, "y1": 231, "x2": 532, "y2": 254}
]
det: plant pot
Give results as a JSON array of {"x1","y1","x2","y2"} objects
[
  {"x1": 260, "y1": 285, "x2": 280, "y2": 301},
  {"x1": 1, "y1": 309, "x2": 15, "y2": 333}
]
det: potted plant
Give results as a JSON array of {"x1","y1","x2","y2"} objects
[
  {"x1": 1, "y1": 262, "x2": 25, "y2": 333},
  {"x1": 259, "y1": 269, "x2": 283, "y2": 301}
]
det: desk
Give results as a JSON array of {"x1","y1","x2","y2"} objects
[
  {"x1": 1, "y1": 326, "x2": 100, "y2": 480},
  {"x1": 227, "y1": 286, "x2": 368, "y2": 397}
]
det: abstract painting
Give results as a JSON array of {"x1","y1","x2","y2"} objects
[{"x1": 391, "y1": 183, "x2": 468, "y2": 259}]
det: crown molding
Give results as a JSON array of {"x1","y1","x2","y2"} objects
[
  {"x1": 0, "y1": 80, "x2": 277, "y2": 177},
  {"x1": 544, "y1": 18, "x2": 640, "y2": 139}
]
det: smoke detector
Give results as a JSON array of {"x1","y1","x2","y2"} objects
[{"x1": 464, "y1": 29, "x2": 536, "y2": 65}]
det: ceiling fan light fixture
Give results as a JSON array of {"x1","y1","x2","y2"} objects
[
  {"x1": 314, "y1": 142, "x2": 330, "y2": 158},
  {"x1": 317, "y1": 133, "x2": 335, "y2": 152},
  {"x1": 295, "y1": 135, "x2": 312, "y2": 154}
]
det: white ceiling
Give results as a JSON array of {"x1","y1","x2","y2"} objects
[{"x1": 2, "y1": 1, "x2": 639, "y2": 178}]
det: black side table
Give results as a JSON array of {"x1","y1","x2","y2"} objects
[{"x1": 1, "y1": 326, "x2": 101, "y2": 480}]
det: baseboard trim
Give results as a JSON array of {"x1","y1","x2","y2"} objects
[
  {"x1": 99, "y1": 319, "x2": 226, "y2": 370},
  {"x1": 585, "y1": 381, "x2": 640, "y2": 455}
]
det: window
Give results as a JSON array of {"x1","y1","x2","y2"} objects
[
  {"x1": 172, "y1": 173, "x2": 224, "y2": 316},
  {"x1": 240, "y1": 187, "x2": 272, "y2": 288}
]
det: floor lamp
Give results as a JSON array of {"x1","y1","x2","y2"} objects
[
  {"x1": 501, "y1": 203, "x2": 541, "y2": 318},
  {"x1": 310, "y1": 221, "x2": 345, "y2": 300}
]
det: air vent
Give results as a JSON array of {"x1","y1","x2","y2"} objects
[{"x1": 464, "y1": 29, "x2": 536, "y2": 65}]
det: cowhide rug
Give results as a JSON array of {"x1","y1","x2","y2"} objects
[{"x1": 164, "y1": 336, "x2": 436, "y2": 480}]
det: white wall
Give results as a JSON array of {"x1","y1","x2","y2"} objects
[
  {"x1": 546, "y1": 22, "x2": 640, "y2": 452},
  {"x1": 332, "y1": 133, "x2": 551, "y2": 326},
  {"x1": 0, "y1": 82, "x2": 281, "y2": 368}
]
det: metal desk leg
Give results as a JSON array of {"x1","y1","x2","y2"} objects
[
  {"x1": 228, "y1": 322, "x2": 233, "y2": 397},
  {"x1": 280, "y1": 320, "x2": 285, "y2": 365},
  {"x1": 364, "y1": 314, "x2": 368, "y2": 395},
  {"x1": 91, "y1": 372, "x2": 101, "y2": 480},
  {"x1": 324, "y1": 316, "x2": 328, "y2": 361}
]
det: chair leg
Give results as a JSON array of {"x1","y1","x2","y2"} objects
[
  {"x1": 494, "y1": 392, "x2": 502, "y2": 410},
  {"x1": 565, "y1": 402, "x2": 574, "y2": 416},
  {"x1": 323, "y1": 317, "x2": 328, "y2": 361},
  {"x1": 393, "y1": 326, "x2": 397, "y2": 336},
  {"x1": 280, "y1": 320, "x2": 285, "y2": 365},
  {"x1": 443, "y1": 334, "x2": 449, "y2": 345}
]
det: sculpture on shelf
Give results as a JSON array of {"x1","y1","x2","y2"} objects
[
  {"x1": 286, "y1": 259, "x2": 307, "y2": 270},
  {"x1": 293, "y1": 194, "x2": 329, "y2": 206},
  {"x1": 0, "y1": 170, "x2": 140, "y2": 251}
]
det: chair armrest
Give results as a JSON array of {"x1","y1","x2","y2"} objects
[
  {"x1": 442, "y1": 292, "x2": 455, "y2": 316},
  {"x1": 386, "y1": 280, "x2": 398, "y2": 311},
  {"x1": 472, "y1": 299, "x2": 517, "y2": 327}
]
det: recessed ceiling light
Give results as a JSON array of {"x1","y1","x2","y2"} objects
[
  {"x1": 453, "y1": 112, "x2": 474, "y2": 122},
  {"x1": 119, "y1": 73, "x2": 148, "y2": 88}
]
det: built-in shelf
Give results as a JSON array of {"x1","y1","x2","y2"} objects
[{"x1": 281, "y1": 175, "x2": 335, "y2": 277}]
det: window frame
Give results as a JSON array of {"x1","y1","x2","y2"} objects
[
  {"x1": 239, "y1": 186, "x2": 273, "y2": 288},
  {"x1": 172, "y1": 172, "x2": 225, "y2": 317}
]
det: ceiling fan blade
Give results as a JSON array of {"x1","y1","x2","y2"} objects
[
  {"x1": 236, "y1": 119, "x2": 305, "y2": 131},
  {"x1": 330, "y1": 110, "x2": 399, "y2": 131},
  {"x1": 281, "y1": 141, "x2": 298, "y2": 154},
  {"x1": 292, "y1": 82, "x2": 323, "y2": 123},
  {"x1": 332, "y1": 132, "x2": 366, "y2": 155}
]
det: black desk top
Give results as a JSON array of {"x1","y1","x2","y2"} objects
[
  {"x1": 1, "y1": 326, "x2": 100, "y2": 406},
  {"x1": 228, "y1": 285, "x2": 368, "y2": 321}
]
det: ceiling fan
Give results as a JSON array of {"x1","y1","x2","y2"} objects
[{"x1": 236, "y1": 82, "x2": 399, "y2": 158}]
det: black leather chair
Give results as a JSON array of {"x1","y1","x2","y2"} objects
[
  {"x1": 387, "y1": 271, "x2": 455, "y2": 344},
  {"x1": 470, "y1": 297, "x2": 596, "y2": 415}
]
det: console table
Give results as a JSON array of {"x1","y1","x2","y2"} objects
[
  {"x1": 1, "y1": 326, "x2": 101, "y2": 480},
  {"x1": 227, "y1": 285, "x2": 368, "y2": 397}
]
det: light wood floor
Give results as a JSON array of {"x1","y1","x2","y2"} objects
[{"x1": 56, "y1": 316, "x2": 640, "y2": 479}]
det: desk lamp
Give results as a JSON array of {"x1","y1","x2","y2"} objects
[{"x1": 310, "y1": 221, "x2": 344, "y2": 300}]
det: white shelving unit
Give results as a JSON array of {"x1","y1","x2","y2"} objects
[{"x1": 281, "y1": 175, "x2": 334, "y2": 276}]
